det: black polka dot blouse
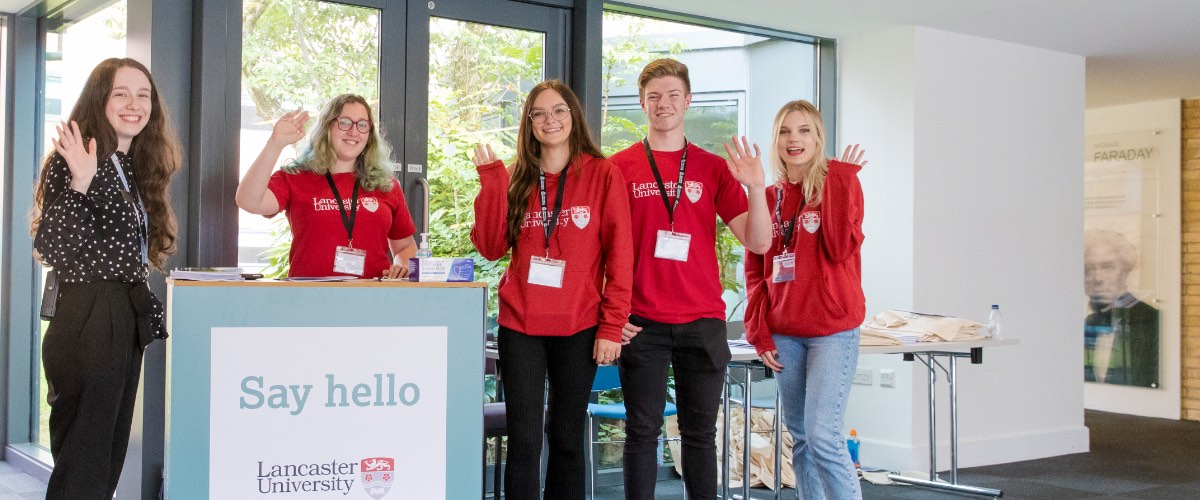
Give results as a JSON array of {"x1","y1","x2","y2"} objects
[{"x1": 35, "y1": 152, "x2": 149, "y2": 284}]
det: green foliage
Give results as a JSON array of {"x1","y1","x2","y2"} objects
[
  {"x1": 425, "y1": 19, "x2": 543, "y2": 320},
  {"x1": 243, "y1": 0, "x2": 380, "y2": 120},
  {"x1": 260, "y1": 217, "x2": 292, "y2": 279}
]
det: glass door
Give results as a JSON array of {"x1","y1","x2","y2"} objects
[{"x1": 403, "y1": 0, "x2": 567, "y2": 314}]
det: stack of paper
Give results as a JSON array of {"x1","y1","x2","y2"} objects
[
  {"x1": 861, "y1": 309, "x2": 987, "y2": 344},
  {"x1": 170, "y1": 267, "x2": 245, "y2": 281}
]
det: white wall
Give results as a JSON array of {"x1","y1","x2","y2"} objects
[
  {"x1": 841, "y1": 26, "x2": 1090, "y2": 471},
  {"x1": 1083, "y1": 99, "x2": 1182, "y2": 419},
  {"x1": 839, "y1": 27, "x2": 919, "y2": 470}
]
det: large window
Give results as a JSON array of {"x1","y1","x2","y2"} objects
[
  {"x1": 601, "y1": 10, "x2": 819, "y2": 322},
  {"x1": 33, "y1": 0, "x2": 129, "y2": 450},
  {"x1": 424, "y1": 18, "x2": 546, "y2": 319},
  {"x1": 237, "y1": 0, "x2": 382, "y2": 273}
]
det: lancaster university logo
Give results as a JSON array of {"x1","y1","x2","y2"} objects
[
  {"x1": 571, "y1": 206, "x2": 591, "y2": 229},
  {"x1": 684, "y1": 181, "x2": 703, "y2": 203},
  {"x1": 360, "y1": 197, "x2": 380, "y2": 213},
  {"x1": 360, "y1": 457, "x2": 395, "y2": 499},
  {"x1": 801, "y1": 211, "x2": 821, "y2": 233}
]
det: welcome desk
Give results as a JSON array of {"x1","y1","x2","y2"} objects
[{"x1": 164, "y1": 279, "x2": 486, "y2": 499}]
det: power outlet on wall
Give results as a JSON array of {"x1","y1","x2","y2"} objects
[
  {"x1": 853, "y1": 367, "x2": 874, "y2": 386},
  {"x1": 879, "y1": 369, "x2": 896, "y2": 387}
]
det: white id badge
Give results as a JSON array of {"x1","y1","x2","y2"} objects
[
  {"x1": 333, "y1": 246, "x2": 367, "y2": 276},
  {"x1": 654, "y1": 230, "x2": 692, "y2": 262},
  {"x1": 772, "y1": 252, "x2": 796, "y2": 283},
  {"x1": 528, "y1": 256, "x2": 566, "y2": 288}
]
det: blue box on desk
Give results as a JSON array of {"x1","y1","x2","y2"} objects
[{"x1": 408, "y1": 257, "x2": 475, "y2": 282}]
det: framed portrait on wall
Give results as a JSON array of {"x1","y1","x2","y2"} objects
[{"x1": 1083, "y1": 131, "x2": 1162, "y2": 388}]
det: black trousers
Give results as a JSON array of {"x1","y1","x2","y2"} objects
[
  {"x1": 42, "y1": 282, "x2": 144, "y2": 500},
  {"x1": 618, "y1": 316, "x2": 731, "y2": 500},
  {"x1": 497, "y1": 326, "x2": 598, "y2": 500}
]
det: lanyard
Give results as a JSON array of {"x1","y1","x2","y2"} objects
[
  {"x1": 111, "y1": 153, "x2": 148, "y2": 264},
  {"x1": 643, "y1": 138, "x2": 688, "y2": 231},
  {"x1": 325, "y1": 173, "x2": 361, "y2": 247},
  {"x1": 538, "y1": 164, "x2": 569, "y2": 257},
  {"x1": 775, "y1": 185, "x2": 804, "y2": 251}
]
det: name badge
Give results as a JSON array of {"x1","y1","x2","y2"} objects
[
  {"x1": 333, "y1": 245, "x2": 367, "y2": 276},
  {"x1": 772, "y1": 252, "x2": 796, "y2": 283},
  {"x1": 529, "y1": 256, "x2": 566, "y2": 288},
  {"x1": 654, "y1": 230, "x2": 691, "y2": 262}
]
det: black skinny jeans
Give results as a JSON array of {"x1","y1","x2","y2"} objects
[
  {"x1": 618, "y1": 316, "x2": 731, "y2": 500},
  {"x1": 498, "y1": 326, "x2": 599, "y2": 500}
]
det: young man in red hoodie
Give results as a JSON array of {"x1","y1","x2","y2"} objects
[{"x1": 608, "y1": 58, "x2": 772, "y2": 500}]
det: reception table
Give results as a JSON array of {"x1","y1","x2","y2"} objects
[{"x1": 164, "y1": 279, "x2": 486, "y2": 499}]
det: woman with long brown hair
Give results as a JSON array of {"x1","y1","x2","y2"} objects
[
  {"x1": 31, "y1": 57, "x2": 181, "y2": 499},
  {"x1": 470, "y1": 80, "x2": 632, "y2": 499}
]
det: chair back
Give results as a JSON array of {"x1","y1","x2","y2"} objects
[{"x1": 592, "y1": 365, "x2": 621, "y2": 391}]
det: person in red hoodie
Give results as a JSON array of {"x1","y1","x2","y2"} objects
[
  {"x1": 236, "y1": 94, "x2": 417, "y2": 279},
  {"x1": 744, "y1": 99, "x2": 867, "y2": 499},
  {"x1": 471, "y1": 80, "x2": 632, "y2": 500},
  {"x1": 609, "y1": 58, "x2": 772, "y2": 500}
]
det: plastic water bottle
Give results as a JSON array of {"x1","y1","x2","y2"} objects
[
  {"x1": 847, "y1": 429, "x2": 861, "y2": 468},
  {"x1": 987, "y1": 304, "x2": 1004, "y2": 340},
  {"x1": 416, "y1": 232, "x2": 433, "y2": 258}
]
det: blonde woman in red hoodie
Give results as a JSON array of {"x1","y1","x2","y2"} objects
[
  {"x1": 471, "y1": 80, "x2": 633, "y2": 500},
  {"x1": 743, "y1": 99, "x2": 867, "y2": 499}
]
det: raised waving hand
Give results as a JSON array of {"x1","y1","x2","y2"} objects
[
  {"x1": 53, "y1": 121, "x2": 98, "y2": 194},
  {"x1": 723, "y1": 135, "x2": 766, "y2": 189}
]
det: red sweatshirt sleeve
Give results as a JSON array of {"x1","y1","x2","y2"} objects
[
  {"x1": 743, "y1": 247, "x2": 776, "y2": 355},
  {"x1": 821, "y1": 160, "x2": 865, "y2": 263},
  {"x1": 597, "y1": 162, "x2": 634, "y2": 343},
  {"x1": 471, "y1": 160, "x2": 512, "y2": 261}
]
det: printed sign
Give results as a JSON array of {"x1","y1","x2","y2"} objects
[{"x1": 210, "y1": 327, "x2": 448, "y2": 498}]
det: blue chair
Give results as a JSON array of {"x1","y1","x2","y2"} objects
[{"x1": 586, "y1": 365, "x2": 681, "y2": 498}]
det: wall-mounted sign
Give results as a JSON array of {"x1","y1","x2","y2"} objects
[{"x1": 1083, "y1": 131, "x2": 1161, "y2": 388}]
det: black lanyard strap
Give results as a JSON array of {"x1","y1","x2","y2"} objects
[
  {"x1": 775, "y1": 185, "x2": 804, "y2": 251},
  {"x1": 538, "y1": 164, "x2": 569, "y2": 256},
  {"x1": 325, "y1": 173, "x2": 361, "y2": 247},
  {"x1": 643, "y1": 138, "x2": 688, "y2": 230}
]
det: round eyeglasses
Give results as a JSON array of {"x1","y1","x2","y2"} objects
[
  {"x1": 335, "y1": 117, "x2": 372, "y2": 133},
  {"x1": 529, "y1": 105, "x2": 570, "y2": 124}
]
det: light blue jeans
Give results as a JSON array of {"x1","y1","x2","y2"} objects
[{"x1": 772, "y1": 329, "x2": 862, "y2": 500}]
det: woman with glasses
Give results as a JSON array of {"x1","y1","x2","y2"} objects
[
  {"x1": 470, "y1": 80, "x2": 633, "y2": 499},
  {"x1": 236, "y1": 94, "x2": 416, "y2": 279}
]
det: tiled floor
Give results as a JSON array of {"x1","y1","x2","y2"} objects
[
  {"x1": 5, "y1": 410, "x2": 1200, "y2": 499},
  {"x1": 0, "y1": 461, "x2": 45, "y2": 500}
]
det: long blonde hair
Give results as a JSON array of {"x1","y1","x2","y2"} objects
[{"x1": 769, "y1": 100, "x2": 827, "y2": 206}]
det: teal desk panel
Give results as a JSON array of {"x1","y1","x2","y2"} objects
[{"x1": 165, "y1": 282, "x2": 485, "y2": 499}]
